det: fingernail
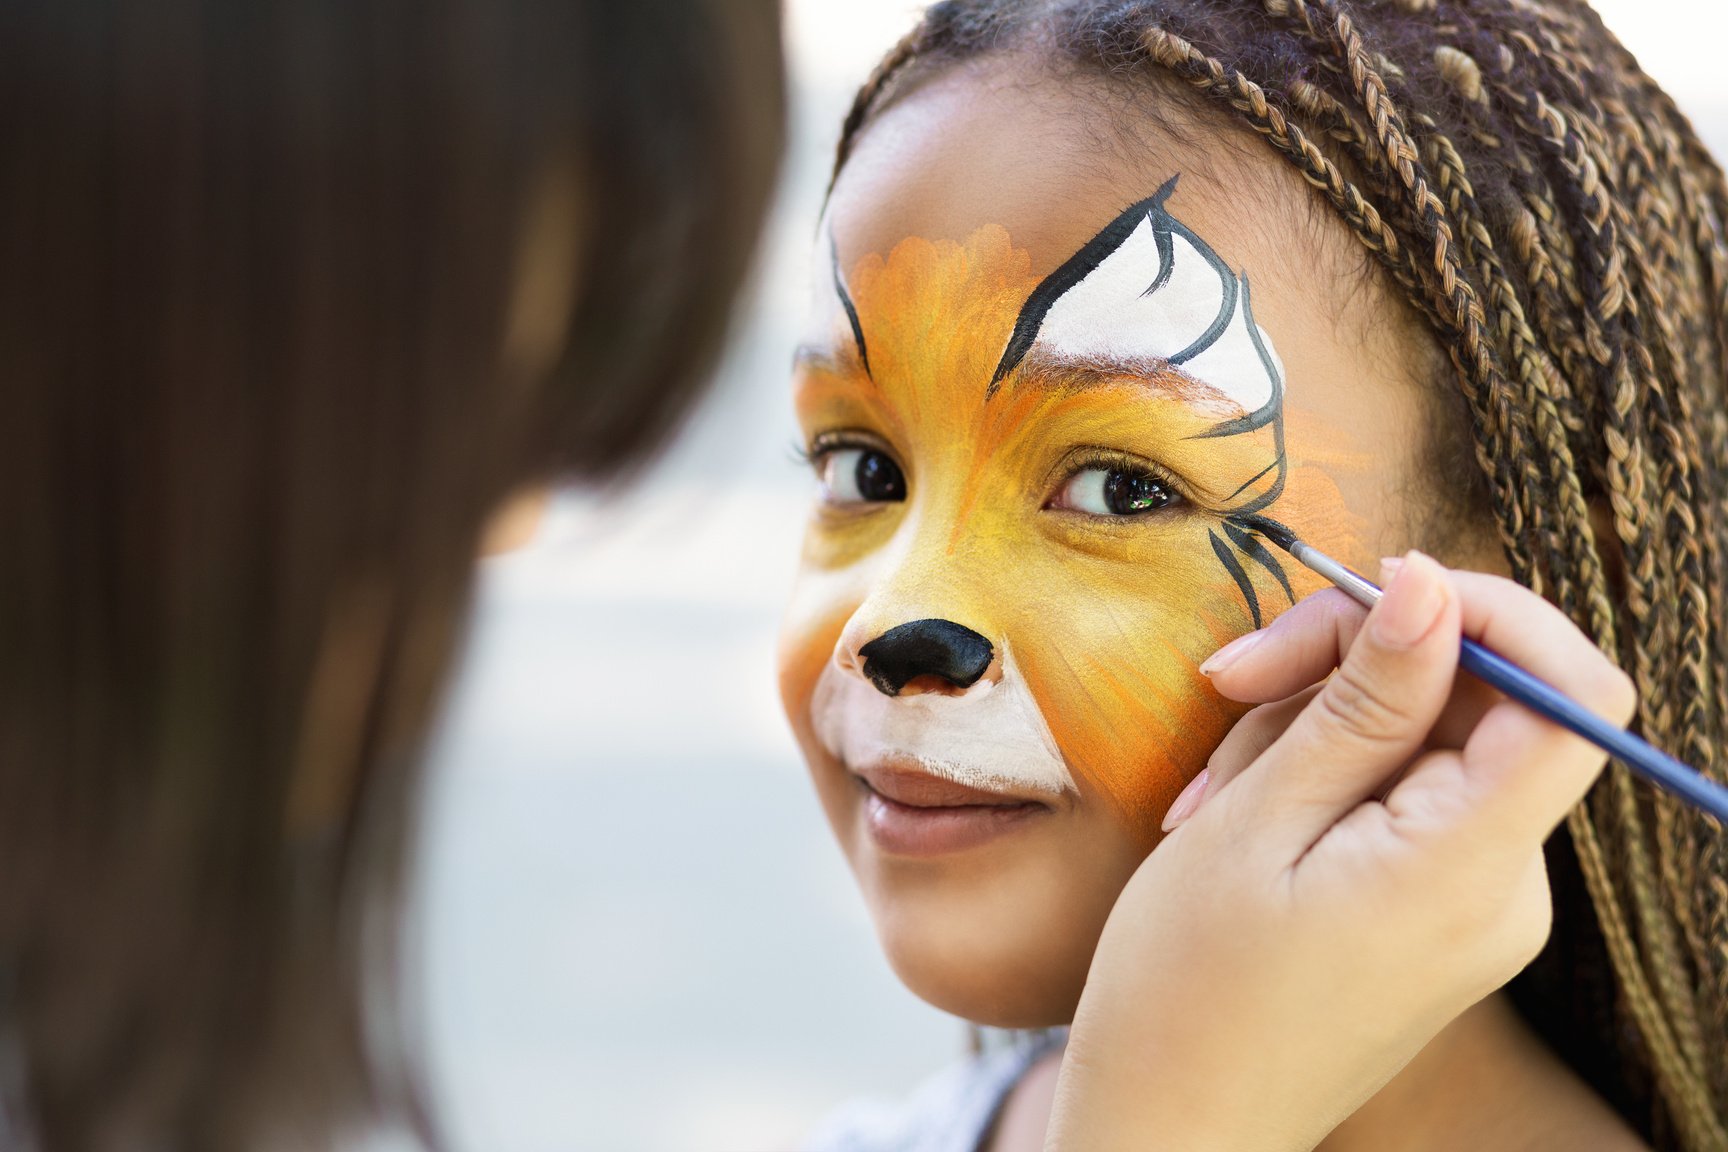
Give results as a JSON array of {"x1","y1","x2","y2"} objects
[
  {"x1": 1200, "y1": 629, "x2": 1265, "y2": 676},
  {"x1": 1378, "y1": 556, "x2": 1404, "y2": 580},
  {"x1": 1371, "y1": 552, "x2": 1446, "y2": 649},
  {"x1": 1162, "y1": 768, "x2": 1210, "y2": 832}
]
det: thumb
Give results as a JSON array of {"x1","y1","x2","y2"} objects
[{"x1": 1221, "y1": 551, "x2": 1463, "y2": 855}]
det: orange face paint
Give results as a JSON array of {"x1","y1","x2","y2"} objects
[{"x1": 784, "y1": 184, "x2": 1361, "y2": 839}]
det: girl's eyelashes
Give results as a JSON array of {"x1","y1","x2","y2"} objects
[
  {"x1": 1049, "y1": 454, "x2": 1186, "y2": 517},
  {"x1": 801, "y1": 436, "x2": 1185, "y2": 516},
  {"x1": 807, "y1": 435, "x2": 907, "y2": 506}
]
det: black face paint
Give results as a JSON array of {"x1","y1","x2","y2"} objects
[
  {"x1": 1223, "y1": 520, "x2": 1295, "y2": 604},
  {"x1": 831, "y1": 235, "x2": 872, "y2": 378},
  {"x1": 858, "y1": 618, "x2": 994, "y2": 697},
  {"x1": 989, "y1": 176, "x2": 1184, "y2": 394},
  {"x1": 1209, "y1": 529, "x2": 1264, "y2": 629}
]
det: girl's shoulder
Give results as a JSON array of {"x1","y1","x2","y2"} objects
[{"x1": 805, "y1": 1029, "x2": 1066, "y2": 1152}]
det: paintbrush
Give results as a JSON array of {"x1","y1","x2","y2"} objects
[{"x1": 1243, "y1": 517, "x2": 1728, "y2": 824}]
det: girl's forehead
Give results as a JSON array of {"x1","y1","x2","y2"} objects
[{"x1": 825, "y1": 63, "x2": 1283, "y2": 289}]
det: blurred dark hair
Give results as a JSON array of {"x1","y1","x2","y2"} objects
[{"x1": 0, "y1": 0, "x2": 782, "y2": 1147}]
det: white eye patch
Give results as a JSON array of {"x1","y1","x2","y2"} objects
[{"x1": 990, "y1": 176, "x2": 1283, "y2": 421}]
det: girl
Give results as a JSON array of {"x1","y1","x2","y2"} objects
[{"x1": 781, "y1": 0, "x2": 1728, "y2": 1147}]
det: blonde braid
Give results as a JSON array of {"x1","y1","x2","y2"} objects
[{"x1": 1474, "y1": 32, "x2": 1721, "y2": 1107}]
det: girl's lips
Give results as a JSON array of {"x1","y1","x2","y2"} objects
[
  {"x1": 857, "y1": 765, "x2": 1039, "y2": 808},
  {"x1": 855, "y1": 765, "x2": 1052, "y2": 856}
]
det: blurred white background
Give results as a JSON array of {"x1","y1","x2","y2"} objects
[{"x1": 409, "y1": 2, "x2": 1728, "y2": 1150}]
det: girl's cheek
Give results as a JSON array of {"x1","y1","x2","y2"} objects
[
  {"x1": 776, "y1": 574, "x2": 857, "y2": 741},
  {"x1": 1009, "y1": 547, "x2": 1256, "y2": 841}
]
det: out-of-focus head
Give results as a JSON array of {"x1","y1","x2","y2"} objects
[
  {"x1": 779, "y1": 0, "x2": 1728, "y2": 1143},
  {"x1": 0, "y1": 1, "x2": 781, "y2": 1146}
]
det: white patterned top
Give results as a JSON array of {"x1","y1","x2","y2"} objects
[{"x1": 804, "y1": 1030, "x2": 1067, "y2": 1152}]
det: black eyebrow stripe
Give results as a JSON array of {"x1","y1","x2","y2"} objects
[
  {"x1": 1145, "y1": 219, "x2": 1175, "y2": 297},
  {"x1": 1224, "y1": 457, "x2": 1281, "y2": 502},
  {"x1": 831, "y1": 236, "x2": 871, "y2": 378},
  {"x1": 988, "y1": 174, "x2": 1181, "y2": 396},
  {"x1": 1207, "y1": 276, "x2": 1290, "y2": 519},
  {"x1": 1210, "y1": 528, "x2": 1263, "y2": 629},
  {"x1": 1230, "y1": 473, "x2": 1287, "y2": 519},
  {"x1": 1187, "y1": 276, "x2": 1281, "y2": 439},
  {"x1": 1223, "y1": 520, "x2": 1295, "y2": 604},
  {"x1": 1164, "y1": 222, "x2": 1238, "y2": 366}
]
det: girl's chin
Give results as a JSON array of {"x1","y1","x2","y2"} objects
[
  {"x1": 854, "y1": 852, "x2": 1128, "y2": 1028},
  {"x1": 881, "y1": 938, "x2": 1090, "y2": 1030},
  {"x1": 815, "y1": 757, "x2": 1154, "y2": 1026}
]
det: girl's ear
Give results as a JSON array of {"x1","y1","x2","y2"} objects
[{"x1": 1588, "y1": 498, "x2": 1628, "y2": 605}]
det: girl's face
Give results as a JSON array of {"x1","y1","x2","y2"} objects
[{"x1": 780, "y1": 63, "x2": 1453, "y2": 1025}]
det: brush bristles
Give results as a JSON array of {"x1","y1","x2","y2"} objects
[{"x1": 1240, "y1": 514, "x2": 1298, "y2": 553}]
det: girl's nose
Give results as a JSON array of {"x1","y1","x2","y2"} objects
[{"x1": 852, "y1": 618, "x2": 994, "y2": 697}]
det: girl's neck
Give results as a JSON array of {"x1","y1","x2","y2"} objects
[{"x1": 1319, "y1": 991, "x2": 1644, "y2": 1151}]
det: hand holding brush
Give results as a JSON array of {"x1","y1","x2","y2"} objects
[{"x1": 1050, "y1": 553, "x2": 1647, "y2": 1151}]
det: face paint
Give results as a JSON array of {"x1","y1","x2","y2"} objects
[
  {"x1": 996, "y1": 175, "x2": 1292, "y2": 626},
  {"x1": 811, "y1": 641, "x2": 1075, "y2": 799},
  {"x1": 787, "y1": 176, "x2": 1333, "y2": 834}
]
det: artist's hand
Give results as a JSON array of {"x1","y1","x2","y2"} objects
[{"x1": 1047, "y1": 552, "x2": 1634, "y2": 1152}]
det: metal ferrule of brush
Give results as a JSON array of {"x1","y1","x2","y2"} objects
[{"x1": 1289, "y1": 542, "x2": 1383, "y2": 610}]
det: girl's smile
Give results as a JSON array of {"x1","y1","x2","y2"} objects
[{"x1": 854, "y1": 761, "x2": 1055, "y2": 858}]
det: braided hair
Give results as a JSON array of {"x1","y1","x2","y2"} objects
[{"x1": 830, "y1": 1, "x2": 1728, "y2": 1146}]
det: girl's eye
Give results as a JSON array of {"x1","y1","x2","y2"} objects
[
  {"x1": 818, "y1": 447, "x2": 907, "y2": 505},
  {"x1": 1056, "y1": 466, "x2": 1181, "y2": 516}
]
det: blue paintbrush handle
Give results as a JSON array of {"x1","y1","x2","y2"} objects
[
  {"x1": 1279, "y1": 536, "x2": 1728, "y2": 824},
  {"x1": 1457, "y1": 638, "x2": 1728, "y2": 823}
]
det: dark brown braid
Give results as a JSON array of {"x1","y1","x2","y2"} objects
[{"x1": 830, "y1": 1, "x2": 1728, "y2": 1146}]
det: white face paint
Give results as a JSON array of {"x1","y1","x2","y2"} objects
[
  {"x1": 995, "y1": 180, "x2": 1284, "y2": 422},
  {"x1": 810, "y1": 644, "x2": 1076, "y2": 798}
]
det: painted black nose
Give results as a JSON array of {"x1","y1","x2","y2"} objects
[{"x1": 858, "y1": 618, "x2": 994, "y2": 697}]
